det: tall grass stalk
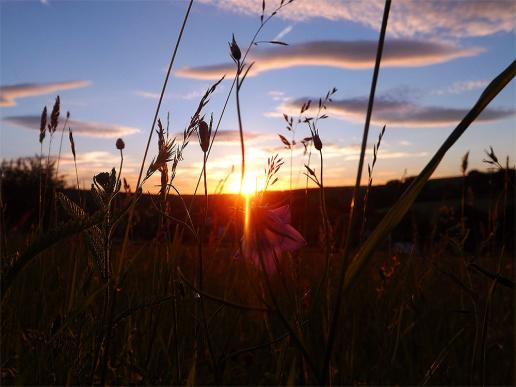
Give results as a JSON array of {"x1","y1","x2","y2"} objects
[
  {"x1": 69, "y1": 129, "x2": 80, "y2": 190},
  {"x1": 55, "y1": 112, "x2": 70, "y2": 179},
  {"x1": 118, "y1": 0, "x2": 193, "y2": 280},
  {"x1": 234, "y1": 57, "x2": 246, "y2": 194},
  {"x1": 197, "y1": 130, "x2": 220, "y2": 383},
  {"x1": 190, "y1": 0, "x2": 294, "y2": 199},
  {"x1": 329, "y1": 58, "x2": 516, "y2": 385},
  {"x1": 324, "y1": 0, "x2": 391, "y2": 381},
  {"x1": 97, "y1": 9, "x2": 193, "y2": 378}
]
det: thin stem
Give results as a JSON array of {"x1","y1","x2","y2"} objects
[
  {"x1": 96, "y1": 2, "x2": 193, "y2": 383},
  {"x1": 236, "y1": 68, "x2": 245, "y2": 194},
  {"x1": 118, "y1": 0, "x2": 193, "y2": 280},
  {"x1": 190, "y1": 2, "x2": 292, "y2": 200},
  {"x1": 73, "y1": 156, "x2": 80, "y2": 190},
  {"x1": 55, "y1": 115, "x2": 70, "y2": 179},
  {"x1": 38, "y1": 143, "x2": 44, "y2": 227},
  {"x1": 319, "y1": 149, "x2": 332, "y2": 327},
  {"x1": 323, "y1": 0, "x2": 391, "y2": 382},
  {"x1": 198, "y1": 152, "x2": 220, "y2": 383},
  {"x1": 40, "y1": 133, "x2": 54, "y2": 230},
  {"x1": 255, "y1": 247, "x2": 322, "y2": 384}
]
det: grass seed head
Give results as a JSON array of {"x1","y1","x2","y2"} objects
[
  {"x1": 68, "y1": 128, "x2": 76, "y2": 161},
  {"x1": 198, "y1": 119, "x2": 210, "y2": 153},
  {"x1": 313, "y1": 133, "x2": 322, "y2": 151},
  {"x1": 39, "y1": 106, "x2": 47, "y2": 144},
  {"x1": 50, "y1": 95, "x2": 60, "y2": 133},
  {"x1": 461, "y1": 151, "x2": 469, "y2": 175},
  {"x1": 229, "y1": 33, "x2": 241, "y2": 62}
]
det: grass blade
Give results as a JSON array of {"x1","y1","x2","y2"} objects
[
  {"x1": 342, "y1": 60, "x2": 515, "y2": 295},
  {"x1": 420, "y1": 327, "x2": 465, "y2": 385},
  {"x1": 324, "y1": 0, "x2": 391, "y2": 380}
]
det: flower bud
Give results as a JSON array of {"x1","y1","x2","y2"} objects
[
  {"x1": 116, "y1": 138, "x2": 125, "y2": 150},
  {"x1": 199, "y1": 119, "x2": 210, "y2": 153},
  {"x1": 229, "y1": 34, "x2": 241, "y2": 62},
  {"x1": 313, "y1": 134, "x2": 322, "y2": 151}
]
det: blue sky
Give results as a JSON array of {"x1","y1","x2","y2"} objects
[{"x1": 1, "y1": 0, "x2": 515, "y2": 193}]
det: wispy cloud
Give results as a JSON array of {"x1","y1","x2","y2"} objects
[
  {"x1": 3, "y1": 116, "x2": 140, "y2": 138},
  {"x1": 0, "y1": 80, "x2": 91, "y2": 107},
  {"x1": 133, "y1": 90, "x2": 161, "y2": 99},
  {"x1": 278, "y1": 96, "x2": 515, "y2": 127},
  {"x1": 173, "y1": 129, "x2": 265, "y2": 145},
  {"x1": 432, "y1": 80, "x2": 489, "y2": 96},
  {"x1": 133, "y1": 89, "x2": 202, "y2": 101},
  {"x1": 273, "y1": 25, "x2": 293, "y2": 41},
  {"x1": 263, "y1": 141, "x2": 426, "y2": 161},
  {"x1": 177, "y1": 40, "x2": 483, "y2": 80},
  {"x1": 201, "y1": 0, "x2": 515, "y2": 39},
  {"x1": 268, "y1": 90, "x2": 290, "y2": 102}
]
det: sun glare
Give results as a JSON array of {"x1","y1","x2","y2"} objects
[{"x1": 228, "y1": 173, "x2": 264, "y2": 196}]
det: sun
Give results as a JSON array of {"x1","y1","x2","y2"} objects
[
  {"x1": 241, "y1": 175, "x2": 258, "y2": 195},
  {"x1": 228, "y1": 173, "x2": 264, "y2": 196}
]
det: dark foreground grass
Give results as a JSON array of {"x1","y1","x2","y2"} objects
[{"x1": 1, "y1": 170, "x2": 514, "y2": 385}]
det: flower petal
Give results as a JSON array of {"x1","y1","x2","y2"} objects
[{"x1": 269, "y1": 205, "x2": 291, "y2": 224}]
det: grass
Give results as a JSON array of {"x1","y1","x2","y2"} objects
[{"x1": 1, "y1": 0, "x2": 515, "y2": 385}]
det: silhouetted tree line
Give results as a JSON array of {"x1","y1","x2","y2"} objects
[{"x1": 2, "y1": 157, "x2": 514, "y2": 254}]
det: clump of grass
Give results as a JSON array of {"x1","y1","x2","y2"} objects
[{"x1": 361, "y1": 124, "x2": 386, "y2": 239}]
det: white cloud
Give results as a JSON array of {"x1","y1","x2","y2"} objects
[
  {"x1": 176, "y1": 40, "x2": 483, "y2": 79},
  {"x1": 3, "y1": 115, "x2": 140, "y2": 138},
  {"x1": 268, "y1": 90, "x2": 290, "y2": 102},
  {"x1": 0, "y1": 80, "x2": 91, "y2": 107},
  {"x1": 273, "y1": 25, "x2": 294, "y2": 41},
  {"x1": 432, "y1": 80, "x2": 489, "y2": 96},
  {"x1": 200, "y1": 0, "x2": 515, "y2": 39},
  {"x1": 133, "y1": 90, "x2": 161, "y2": 99}
]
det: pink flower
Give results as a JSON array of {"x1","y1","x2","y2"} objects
[{"x1": 239, "y1": 203, "x2": 306, "y2": 274}]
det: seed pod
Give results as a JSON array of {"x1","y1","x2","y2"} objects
[
  {"x1": 199, "y1": 119, "x2": 210, "y2": 153},
  {"x1": 229, "y1": 34, "x2": 241, "y2": 62},
  {"x1": 313, "y1": 134, "x2": 322, "y2": 151},
  {"x1": 116, "y1": 138, "x2": 125, "y2": 150}
]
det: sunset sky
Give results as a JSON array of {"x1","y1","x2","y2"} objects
[{"x1": 1, "y1": 0, "x2": 515, "y2": 194}]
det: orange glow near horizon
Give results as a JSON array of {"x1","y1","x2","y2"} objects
[
  {"x1": 244, "y1": 192, "x2": 251, "y2": 241},
  {"x1": 228, "y1": 172, "x2": 266, "y2": 196}
]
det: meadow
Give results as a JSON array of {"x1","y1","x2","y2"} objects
[{"x1": 1, "y1": 0, "x2": 515, "y2": 385}]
